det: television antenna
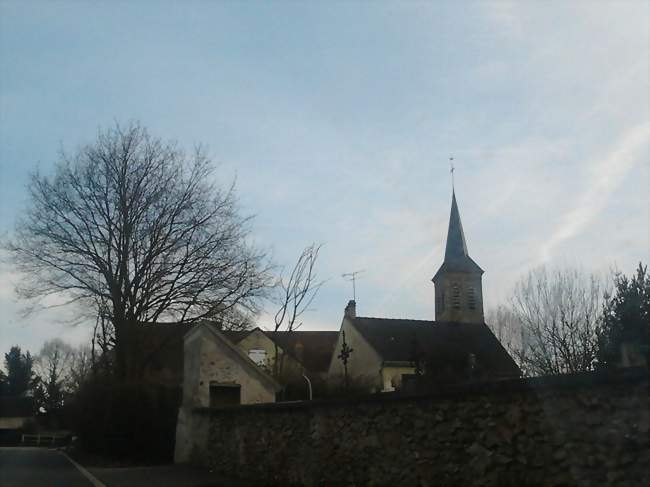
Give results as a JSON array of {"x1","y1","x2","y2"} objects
[{"x1": 342, "y1": 270, "x2": 365, "y2": 301}]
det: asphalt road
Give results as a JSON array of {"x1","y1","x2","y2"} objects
[{"x1": 0, "y1": 447, "x2": 94, "y2": 487}]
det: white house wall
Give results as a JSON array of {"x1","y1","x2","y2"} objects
[{"x1": 327, "y1": 317, "x2": 383, "y2": 391}]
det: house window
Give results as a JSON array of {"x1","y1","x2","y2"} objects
[
  {"x1": 452, "y1": 283, "x2": 461, "y2": 309},
  {"x1": 468, "y1": 287, "x2": 476, "y2": 310},
  {"x1": 248, "y1": 349, "x2": 267, "y2": 366},
  {"x1": 437, "y1": 290, "x2": 445, "y2": 314},
  {"x1": 209, "y1": 382, "x2": 241, "y2": 408}
]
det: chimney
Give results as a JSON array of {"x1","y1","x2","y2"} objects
[{"x1": 344, "y1": 300, "x2": 356, "y2": 319}]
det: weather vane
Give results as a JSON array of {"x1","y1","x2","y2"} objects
[
  {"x1": 449, "y1": 155, "x2": 455, "y2": 190},
  {"x1": 342, "y1": 270, "x2": 364, "y2": 301}
]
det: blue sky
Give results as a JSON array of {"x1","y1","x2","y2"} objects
[{"x1": 1, "y1": 0, "x2": 648, "y2": 355}]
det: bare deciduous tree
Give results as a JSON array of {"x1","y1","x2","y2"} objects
[
  {"x1": 272, "y1": 243, "x2": 324, "y2": 378},
  {"x1": 35, "y1": 339, "x2": 74, "y2": 411},
  {"x1": 90, "y1": 302, "x2": 115, "y2": 373},
  {"x1": 8, "y1": 123, "x2": 272, "y2": 381},
  {"x1": 68, "y1": 345, "x2": 93, "y2": 393},
  {"x1": 485, "y1": 304, "x2": 524, "y2": 359},
  {"x1": 508, "y1": 266, "x2": 604, "y2": 376}
]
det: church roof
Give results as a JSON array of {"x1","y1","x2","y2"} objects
[
  {"x1": 433, "y1": 191, "x2": 483, "y2": 281},
  {"x1": 352, "y1": 317, "x2": 520, "y2": 377}
]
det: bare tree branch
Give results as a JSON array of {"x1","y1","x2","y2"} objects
[
  {"x1": 272, "y1": 243, "x2": 324, "y2": 378},
  {"x1": 497, "y1": 266, "x2": 605, "y2": 376}
]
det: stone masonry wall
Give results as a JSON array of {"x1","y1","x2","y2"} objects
[{"x1": 195, "y1": 368, "x2": 649, "y2": 486}]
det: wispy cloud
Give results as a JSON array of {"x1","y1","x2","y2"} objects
[
  {"x1": 0, "y1": 1, "x2": 647, "y2": 347},
  {"x1": 539, "y1": 123, "x2": 650, "y2": 262}
]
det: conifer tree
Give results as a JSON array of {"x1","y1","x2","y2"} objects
[{"x1": 597, "y1": 263, "x2": 650, "y2": 367}]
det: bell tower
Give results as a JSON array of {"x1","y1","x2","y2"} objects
[{"x1": 432, "y1": 191, "x2": 484, "y2": 323}]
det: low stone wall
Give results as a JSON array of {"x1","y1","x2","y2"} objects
[{"x1": 192, "y1": 368, "x2": 649, "y2": 486}]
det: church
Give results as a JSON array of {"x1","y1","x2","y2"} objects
[
  {"x1": 171, "y1": 190, "x2": 519, "y2": 416},
  {"x1": 175, "y1": 190, "x2": 520, "y2": 460},
  {"x1": 327, "y1": 190, "x2": 520, "y2": 392}
]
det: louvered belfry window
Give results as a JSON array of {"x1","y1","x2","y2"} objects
[
  {"x1": 468, "y1": 286, "x2": 476, "y2": 310},
  {"x1": 452, "y1": 283, "x2": 461, "y2": 309}
]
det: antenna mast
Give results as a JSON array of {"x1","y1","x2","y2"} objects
[{"x1": 342, "y1": 270, "x2": 364, "y2": 301}]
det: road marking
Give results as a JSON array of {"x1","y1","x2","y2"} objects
[{"x1": 59, "y1": 451, "x2": 107, "y2": 487}]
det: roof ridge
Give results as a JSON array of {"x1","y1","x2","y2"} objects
[
  {"x1": 264, "y1": 330, "x2": 338, "y2": 333},
  {"x1": 356, "y1": 316, "x2": 435, "y2": 323}
]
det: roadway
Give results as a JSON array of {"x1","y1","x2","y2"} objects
[
  {"x1": 0, "y1": 447, "x2": 95, "y2": 487},
  {"x1": 0, "y1": 447, "x2": 243, "y2": 486}
]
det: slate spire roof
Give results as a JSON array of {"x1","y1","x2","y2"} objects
[
  {"x1": 445, "y1": 190, "x2": 469, "y2": 260},
  {"x1": 433, "y1": 190, "x2": 483, "y2": 280}
]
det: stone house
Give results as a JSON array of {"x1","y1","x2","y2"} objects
[
  {"x1": 174, "y1": 322, "x2": 281, "y2": 462},
  {"x1": 140, "y1": 322, "x2": 338, "y2": 397}
]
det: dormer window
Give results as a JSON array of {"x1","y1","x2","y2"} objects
[{"x1": 248, "y1": 349, "x2": 267, "y2": 366}]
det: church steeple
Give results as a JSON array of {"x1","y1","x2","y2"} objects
[
  {"x1": 445, "y1": 190, "x2": 469, "y2": 261},
  {"x1": 432, "y1": 191, "x2": 484, "y2": 323}
]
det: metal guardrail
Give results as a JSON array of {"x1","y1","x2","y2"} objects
[{"x1": 21, "y1": 433, "x2": 69, "y2": 447}]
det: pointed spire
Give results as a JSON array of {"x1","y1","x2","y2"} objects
[
  {"x1": 445, "y1": 190, "x2": 469, "y2": 260},
  {"x1": 432, "y1": 190, "x2": 483, "y2": 282}
]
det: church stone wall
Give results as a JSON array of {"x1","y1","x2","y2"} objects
[
  {"x1": 193, "y1": 368, "x2": 649, "y2": 486},
  {"x1": 435, "y1": 271, "x2": 484, "y2": 323}
]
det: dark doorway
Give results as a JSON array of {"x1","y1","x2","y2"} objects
[{"x1": 209, "y1": 382, "x2": 241, "y2": 407}]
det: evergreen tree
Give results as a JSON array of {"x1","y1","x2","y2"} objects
[
  {"x1": 597, "y1": 263, "x2": 650, "y2": 367},
  {"x1": 3, "y1": 346, "x2": 38, "y2": 396},
  {"x1": 0, "y1": 369, "x2": 8, "y2": 395}
]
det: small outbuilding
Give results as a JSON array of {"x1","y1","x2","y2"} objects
[{"x1": 174, "y1": 322, "x2": 280, "y2": 463}]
